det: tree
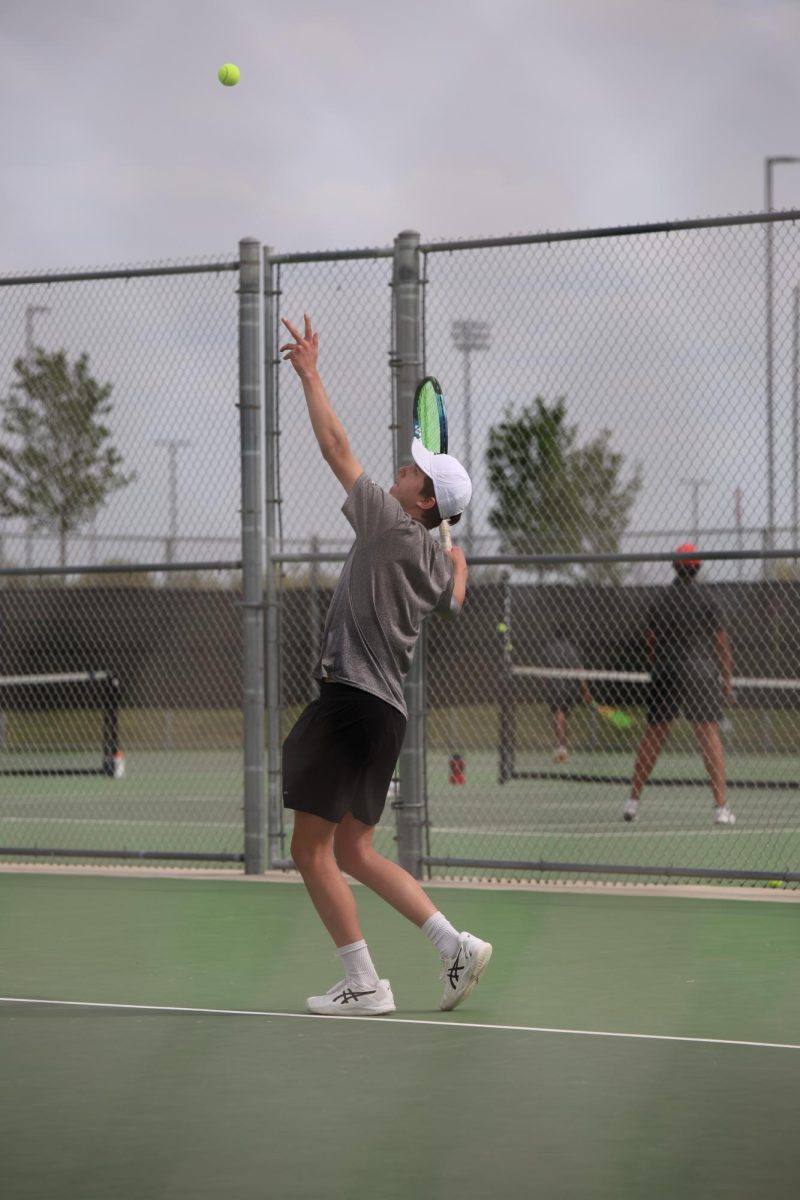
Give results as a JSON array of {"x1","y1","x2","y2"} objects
[
  {"x1": 0, "y1": 349, "x2": 134, "y2": 568},
  {"x1": 571, "y1": 429, "x2": 642, "y2": 585},
  {"x1": 487, "y1": 397, "x2": 641, "y2": 582}
]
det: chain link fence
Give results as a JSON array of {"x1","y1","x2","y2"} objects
[
  {"x1": 268, "y1": 213, "x2": 800, "y2": 887},
  {"x1": 3, "y1": 213, "x2": 800, "y2": 886},
  {"x1": 0, "y1": 247, "x2": 258, "y2": 867}
]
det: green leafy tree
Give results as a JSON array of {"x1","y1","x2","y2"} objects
[
  {"x1": 571, "y1": 430, "x2": 642, "y2": 585},
  {"x1": 0, "y1": 349, "x2": 134, "y2": 568},
  {"x1": 487, "y1": 399, "x2": 582, "y2": 573},
  {"x1": 487, "y1": 398, "x2": 641, "y2": 581}
]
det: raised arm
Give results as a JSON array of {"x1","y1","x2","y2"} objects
[
  {"x1": 280, "y1": 314, "x2": 363, "y2": 492},
  {"x1": 448, "y1": 544, "x2": 468, "y2": 610}
]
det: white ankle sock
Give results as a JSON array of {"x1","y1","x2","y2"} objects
[
  {"x1": 421, "y1": 912, "x2": 460, "y2": 960},
  {"x1": 337, "y1": 939, "x2": 380, "y2": 987}
]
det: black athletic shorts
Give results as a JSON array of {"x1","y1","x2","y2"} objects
[
  {"x1": 647, "y1": 670, "x2": 722, "y2": 726},
  {"x1": 282, "y1": 682, "x2": 407, "y2": 826}
]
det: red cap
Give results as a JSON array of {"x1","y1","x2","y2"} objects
[{"x1": 673, "y1": 542, "x2": 701, "y2": 569}]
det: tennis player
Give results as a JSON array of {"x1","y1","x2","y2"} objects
[
  {"x1": 280, "y1": 314, "x2": 493, "y2": 1017},
  {"x1": 540, "y1": 623, "x2": 593, "y2": 763},
  {"x1": 623, "y1": 543, "x2": 736, "y2": 825}
]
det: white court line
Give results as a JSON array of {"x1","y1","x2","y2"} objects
[
  {"x1": 1, "y1": 996, "x2": 797, "y2": 1052},
  {"x1": 431, "y1": 826, "x2": 800, "y2": 839},
  {"x1": 0, "y1": 817, "x2": 241, "y2": 829}
]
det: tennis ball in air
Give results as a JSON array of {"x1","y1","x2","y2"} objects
[{"x1": 218, "y1": 63, "x2": 241, "y2": 86}]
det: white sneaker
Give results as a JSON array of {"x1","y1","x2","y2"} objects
[
  {"x1": 714, "y1": 805, "x2": 736, "y2": 826},
  {"x1": 623, "y1": 798, "x2": 640, "y2": 822},
  {"x1": 440, "y1": 932, "x2": 493, "y2": 1012},
  {"x1": 553, "y1": 746, "x2": 569, "y2": 764},
  {"x1": 306, "y1": 978, "x2": 396, "y2": 1016}
]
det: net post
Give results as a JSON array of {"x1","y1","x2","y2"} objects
[
  {"x1": 392, "y1": 230, "x2": 426, "y2": 879},
  {"x1": 101, "y1": 675, "x2": 120, "y2": 777},
  {"x1": 498, "y1": 571, "x2": 515, "y2": 783},
  {"x1": 238, "y1": 237, "x2": 266, "y2": 875}
]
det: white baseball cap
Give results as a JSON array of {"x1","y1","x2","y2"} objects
[{"x1": 411, "y1": 438, "x2": 473, "y2": 519}]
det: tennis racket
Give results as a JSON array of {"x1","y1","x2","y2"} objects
[
  {"x1": 590, "y1": 700, "x2": 635, "y2": 730},
  {"x1": 412, "y1": 376, "x2": 451, "y2": 549}
]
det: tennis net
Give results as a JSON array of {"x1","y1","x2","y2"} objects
[
  {"x1": 0, "y1": 671, "x2": 121, "y2": 777},
  {"x1": 499, "y1": 665, "x2": 800, "y2": 789}
]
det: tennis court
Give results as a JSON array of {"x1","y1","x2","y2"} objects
[
  {"x1": 1, "y1": 869, "x2": 797, "y2": 1199},
  {"x1": 3, "y1": 738, "x2": 800, "y2": 884}
]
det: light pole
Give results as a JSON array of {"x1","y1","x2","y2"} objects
[
  {"x1": 154, "y1": 439, "x2": 191, "y2": 564},
  {"x1": 23, "y1": 306, "x2": 50, "y2": 571},
  {"x1": 764, "y1": 156, "x2": 800, "y2": 559},
  {"x1": 793, "y1": 285, "x2": 800, "y2": 553},
  {"x1": 451, "y1": 319, "x2": 491, "y2": 559},
  {"x1": 681, "y1": 477, "x2": 709, "y2": 543}
]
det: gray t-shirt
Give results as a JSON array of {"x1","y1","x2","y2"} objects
[{"x1": 316, "y1": 473, "x2": 455, "y2": 716}]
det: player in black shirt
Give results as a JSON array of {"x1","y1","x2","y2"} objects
[{"x1": 623, "y1": 544, "x2": 736, "y2": 825}]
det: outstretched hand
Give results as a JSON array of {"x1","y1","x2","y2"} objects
[{"x1": 280, "y1": 314, "x2": 319, "y2": 379}]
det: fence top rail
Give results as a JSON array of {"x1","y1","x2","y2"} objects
[
  {"x1": 262, "y1": 210, "x2": 800, "y2": 267},
  {"x1": 0, "y1": 560, "x2": 241, "y2": 579},
  {"x1": 0, "y1": 261, "x2": 239, "y2": 288},
  {"x1": 419, "y1": 209, "x2": 800, "y2": 254},
  {"x1": 267, "y1": 246, "x2": 394, "y2": 265},
  {"x1": 271, "y1": 547, "x2": 800, "y2": 567}
]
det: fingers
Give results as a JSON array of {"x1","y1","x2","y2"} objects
[{"x1": 281, "y1": 315, "x2": 316, "y2": 341}]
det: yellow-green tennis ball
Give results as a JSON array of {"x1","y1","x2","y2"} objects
[
  {"x1": 496, "y1": 622, "x2": 508, "y2": 634},
  {"x1": 218, "y1": 63, "x2": 240, "y2": 87},
  {"x1": 767, "y1": 880, "x2": 784, "y2": 888}
]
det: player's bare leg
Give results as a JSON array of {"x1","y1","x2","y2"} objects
[
  {"x1": 291, "y1": 810, "x2": 363, "y2": 945},
  {"x1": 553, "y1": 709, "x2": 569, "y2": 762},
  {"x1": 624, "y1": 721, "x2": 671, "y2": 820},
  {"x1": 333, "y1": 812, "x2": 436, "y2": 926},
  {"x1": 630, "y1": 722, "x2": 672, "y2": 799},
  {"x1": 694, "y1": 721, "x2": 727, "y2": 807}
]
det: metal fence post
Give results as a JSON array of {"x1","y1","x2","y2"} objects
[
  {"x1": 392, "y1": 230, "x2": 425, "y2": 878},
  {"x1": 263, "y1": 248, "x2": 285, "y2": 869},
  {"x1": 238, "y1": 237, "x2": 265, "y2": 874}
]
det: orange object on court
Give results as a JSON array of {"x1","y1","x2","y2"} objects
[{"x1": 449, "y1": 753, "x2": 465, "y2": 785}]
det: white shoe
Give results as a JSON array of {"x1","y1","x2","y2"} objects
[
  {"x1": 623, "y1": 798, "x2": 640, "y2": 822},
  {"x1": 553, "y1": 746, "x2": 568, "y2": 764},
  {"x1": 306, "y1": 978, "x2": 396, "y2": 1016},
  {"x1": 439, "y1": 932, "x2": 493, "y2": 1012},
  {"x1": 714, "y1": 805, "x2": 736, "y2": 826}
]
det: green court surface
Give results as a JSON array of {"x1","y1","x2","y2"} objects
[
  {"x1": 2, "y1": 746, "x2": 800, "y2": 885},
  {"x1": 1, "y1": 871, "x2": 798, "y2": 1199}
]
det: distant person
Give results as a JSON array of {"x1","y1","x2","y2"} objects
[
  {"x1": 541, "y1": 624, "x2": 592, "y2": 763},
  {"x1": 623, "y1": 543, "x2": 736, "y2": 825}
]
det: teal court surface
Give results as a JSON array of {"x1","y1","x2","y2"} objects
[{"x1": 1, "y1": 869, "x2": 798, "y2": 1199}]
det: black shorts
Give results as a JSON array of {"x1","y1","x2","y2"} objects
[
  {"x1": 647, "y1": 672, "x2": 722, "y2": 726},
  {"x1": 282, "y1": 682, "x2": 407, "y2": 826}
]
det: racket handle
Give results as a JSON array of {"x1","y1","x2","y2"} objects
[{"x1": 439, "y1": 520, "x2": 452, "y2": 551}]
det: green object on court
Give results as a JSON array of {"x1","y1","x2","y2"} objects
[{"x1": 591, "y1": 699, "x2": 635, "y2": 730}]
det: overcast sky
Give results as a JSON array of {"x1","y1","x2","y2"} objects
[
  {"x1": 3, "y1": 0, "x2": 800, "y2": 270},
  {"x1": 2, "y1": 0, "x2": 800, "y2": 573}
]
